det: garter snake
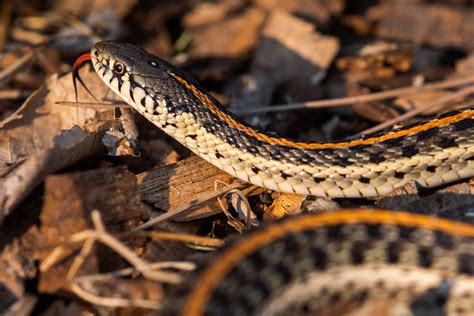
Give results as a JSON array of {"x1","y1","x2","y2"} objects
[
  {"x1": 162, "y1": 209, "x2": 474, "y2": 316},
  {"x1": 72, "y1": 42, "x2": 474, "y2": 315},
  {"x1": 74, "y1": 41, "x2": 474, "y2": 198}
]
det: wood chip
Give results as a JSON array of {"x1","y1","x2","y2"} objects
[
  {"x1": 37, "y1": 167, "x2": 149, "y2": 294},
  {"x1": 136, "y1": 155, "x2": 253, "y2": 221}
]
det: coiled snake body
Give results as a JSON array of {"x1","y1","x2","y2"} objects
[{"x1": 74, "y1": 41, "x2": 474, "y2": 315}]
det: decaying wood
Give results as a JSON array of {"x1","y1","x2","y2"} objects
[
  {"x1": 36, "y1": 167, "x2": 149, "y2": 294},
  {"x1": 136, "y1": 155, "x2": 259, "y2": 221}
]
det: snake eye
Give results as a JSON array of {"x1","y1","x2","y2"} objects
[{"x1": 113, "y1": 61, "x2": 125, "y2": 75}]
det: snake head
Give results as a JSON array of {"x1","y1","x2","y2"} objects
[
  {"x1": 90, "y1": 41, "x2": 205, "y2": 116},
  {"x1": 91, "y1": 41, "x2": 174, "y2": 90}
]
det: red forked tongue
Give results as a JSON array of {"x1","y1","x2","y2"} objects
[
  {"x1": 72, "y1": 52, "x2": 98, "y2": 102},
  {"x1": 73, "y1": 53, "x2": 91, "y2": 70}
]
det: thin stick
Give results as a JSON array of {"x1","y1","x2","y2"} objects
[
  {"x1": 55, "y1": 100, "x2": 129, "y2": 109},
  {"x1": 66, "y1": 237, "x2": 95, "y2": 281},
  {"x1": 235, "y1": 75, "x2": 474, "y2": 114},
  {"x1": 135, "y1": 231, "x2": 225, "y2": 248},
  {"x1": 74, "y1": 261, "x2": 195, "y2": 282},
  {"x1": 358, "y1": 84, "x2": 474, "y2": 136},
  {"x1": 89, "y1": 211, "x2": 182, "y2": 284},
  {"x1": 0, "y1": 48, "x2": 34, "y2": 83},
  {"x1": 41, "y1": 211, "x2": 183, "y2": 284},
  {"x1": 70, "y1": 282, "x2": 161, "y2": 310}
]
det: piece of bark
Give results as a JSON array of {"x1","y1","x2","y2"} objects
[
  {"x1": 251, "y1": 10, "x2": 339, "y2": 105},
  {"x1": 55, "y1": 0, "x2": 138, "y2": 19},
  {"x1": 254, "y1": 0, "x2": 345, "y2": 24},
  {"x1": 181, "y1": 6, "x2": 266, "y2": 81},
  {"x1": 336, "y1": 44, "x2": 413, "y2": 75},
  {"x1": 187, "y1": 7, "x2": 265, "y2": 59},
  {"x1": 255, "y1": 10, "x2": 339, "y2": 79},
  {"x1": 375, "y1": 3, "x2": 474, "y2": 50},
  {"x1": 136, "y1": 155, "x2": 256, "y2": 221},
  {"x1": 37, "y1": 167, "x2": 150, "y2": 295},
  {"x1": 0, "y1": 121, "x2": 112, "y2": 224}
]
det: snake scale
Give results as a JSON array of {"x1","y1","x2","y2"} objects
[{"x1": 73, "y1": 41, "x2": 474, "y2": 315}]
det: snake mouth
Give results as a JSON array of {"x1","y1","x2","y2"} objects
[
  {"x1": 90, "y1": 46, "x2": 112, "y2": 80},
  {"x1": 73, "y1": 43, "x2": 124, "y2": 103},
  {"x1": 72, "y1": 43, "x2": 120, "y2": 103}
]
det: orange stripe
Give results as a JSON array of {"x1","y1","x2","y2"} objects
[
  {"x1": 170, "y1": 72, "x2": 473, "y2": 149},
  {"x1": 181, "y1": 209, "x2": 474, "y2": 316}
]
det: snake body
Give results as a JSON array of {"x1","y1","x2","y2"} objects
[
  {"x1": 162, "y1": 210, "x2": 474, "y2": 316},
  {"x1": 78, "y1": 42, "x2": 474, "y2": 315},
  {"x1": 88, "y1": 41, "x2": 474, "y2": 198}
]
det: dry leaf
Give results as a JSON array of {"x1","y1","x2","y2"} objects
[
  {"x1": 0, "y1": 67, "x2": 111, "y2": 165},
  {"x1": 264, "y1": 193, "x2": 305, "y2": 220}
]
